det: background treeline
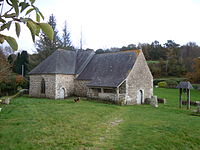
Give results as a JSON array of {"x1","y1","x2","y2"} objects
[
  {"x1": 1, "y1": 14, "x2": 200, "y2": 96},
  {"x1": 96, "y1": 41, "x2": 200, "y2": 81}
]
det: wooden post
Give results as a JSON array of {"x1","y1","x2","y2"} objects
[
  {"x1": 116, "y1": 87, "x2": 119, "y2": 101},
  {"x1": 179, "y1": 88, "x2": 182, "y2": 108},
  {"x1": 101, "y1": 88, "x2": 103, "y2": 93},
  {"x1": 187, "y1": 89, "x2": 190, "y2": 109}
]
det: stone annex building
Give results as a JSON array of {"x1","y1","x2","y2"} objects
[{"x1": 29, "y1": 49, "x2": 153, "y2": 105}]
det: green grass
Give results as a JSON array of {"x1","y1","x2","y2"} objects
[
  {"x1": 155, "y1": 77, "x2": 187, "y2": 81},
  {"x1": 0, "y1": 88, "x2": 200, "y2": 150},
  {"x1": 154, "y1": 88, "x2": 200, "y2": 107},
  {"x1": 147, "y1": 60, "x2": 160, "y2": 64}
]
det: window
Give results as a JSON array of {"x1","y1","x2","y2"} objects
[
  {"x1": 103, "y1": 88, "x2": 116, "y2": 93},
  {"x1": 91, "y1": 88, "x2": 101, "y2": 93},
  {"x1": 41, "y1": 78, "x2": 45, "y2": 94},
  {"x1": 97, "y1": 88, "x2": 101, "y2": 93}
]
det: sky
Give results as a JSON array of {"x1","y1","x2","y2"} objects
[{"x1": 2, "y1": 0, "x2": 200, "y2": 53}]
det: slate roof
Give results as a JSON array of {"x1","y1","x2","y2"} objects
[
  {"x1": 29, "y1": 49, "x2": 76, "y2": 75},
  {"x1": 29, "y1": 49, "x2": 139, "y2": 87},
  {"x1": 77, "y1": 50, "x2": 138, "y2": 87},
  {"x1": 176, "y1": 81, "x2": 193, "y2": 89},
  {"x1": 75, "y1": 50, "x2": 95, "y2": 74}
]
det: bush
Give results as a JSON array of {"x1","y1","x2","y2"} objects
[
  {"x1": 165, "y1": 80, "x2": 178, "y2": 88},
  {"x1": 0, "y1": 75, "x2": 17, "y2": 96},
  {"x1": 158, "y1": 81, "x2": 168, "y2": 88},
  {"x1": 153, "y1": 79, "x2": 165, "y2": 86},
  {"x1": 192, "y1": 84, "x2": 200, "y2": 90},
  {"x1": 0, "y1": 75, "x2": 29, "y2": 97},
  {"x1": 154, "y1": 78, "x2": 187, "y2": 87}
]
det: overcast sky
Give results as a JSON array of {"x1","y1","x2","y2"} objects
[{"x1": 3, "y1": 0, "x2": 200, "y2": 53}]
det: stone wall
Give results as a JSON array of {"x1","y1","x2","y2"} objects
[
  {"x1": 29, "y1": 74, "x2": 75, "y2": 99},
  {"x1": 74, "y1": 80, "x2": 89, "y2": 97},
  {"x1": 98, "y1": 93, "x2": 117, "y2": 101},
  {"x1": 125, "y1": 51, "x2": 153, "y2": 105},
  {"x1": 29, "y1": 74, "x2": 56, "y2": 99},
  {"x1": 87, "y1": 87, "x2": 119, "y2": 102},
  {"x1": 119, "y1": 81, "x2": 126, "y2": 94},
  {"x1": 55, "y1": 74, "x2": 75, "y2": 99}
]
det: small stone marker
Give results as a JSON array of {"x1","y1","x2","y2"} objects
[
  {"x1": 144, "y1": 98, "x2": 151, "y2": 104},
  {"x1": 0, "y1": 108, "x2": 2, "y2": 112},
  {"x1": 163, "y1": 98, "x2": 166, "y2": 104},
  {"x1": 196, "y1": 103, "x2": 200, "y2": 114},
  {"x1": 150, "y1": 96, "x2": 158, "y2": 107},
  {"x1": 2, "y1": 98, "x2": 10, "y2": 105}
]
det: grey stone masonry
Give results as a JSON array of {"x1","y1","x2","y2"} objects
[
  {"x1": 125, "y1": 51, "x2": 153, "y2": 105},
  {"x1": 74, "y1": 80, "x2": 89, "y2": 97},
  {"x1": 55, "y1": 74, "x2": 75, "y2": 99},
  {"x1": 87, "y1": 87, "x2": 119, "y2": 102},
  {"x1": 29, "y1": 74, "x2": 56, "y2": 99},
  {"x1": 30, "y1": 74, "x2": 75, "y2": 99},
  {"x1": 29, "y1": 49, "x2": 153, "y2": 105}
]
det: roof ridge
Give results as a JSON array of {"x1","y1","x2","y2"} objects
[
  {"x1": 57, "y1": 48, "x2": 75, "y2": 52},
  {"x1": 55, "y1": 50, "x2": 60, "y2": 73},
  {"x1": 96, "y1": 49, "x2": 140, "y2": 55},
  {"x1": 76, "y1": 51, "x2": 95, "y2": 75}
]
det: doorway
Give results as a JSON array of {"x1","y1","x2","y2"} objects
[
  {"x1": 59, "y1": 88, "x2": 65, "y2": 99},
  {"x1": 136, "y1": 90, "x2": 143, "y2": 104}
]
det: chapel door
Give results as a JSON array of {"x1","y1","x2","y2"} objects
[
  {"x1": 136, "y1": 90, "x2": 143, "y2": 104},
  {"x1": 59, "y1": 88, "x2": 65, "y2": 99}
]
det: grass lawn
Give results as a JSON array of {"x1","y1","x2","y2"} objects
[
  {"x1": 147, "y1": 60, "x2": 160, "y2": 64},
  {"x1": 0, "y1": 88, "x2": 200, "y2": 150}
]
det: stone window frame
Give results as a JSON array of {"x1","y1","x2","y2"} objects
[{"x1": 41, "y1": 78, "x2": 46, "y2": 94}]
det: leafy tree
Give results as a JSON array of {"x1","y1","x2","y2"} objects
[
  {"x1": 0, "y1": 74, "x2": 17, "y2": 96},
  {"x1": 167, "y1": 58, "x2": 186, "y2": 76},
  {"x1": 61, "y1": 21, "x2": 73, "y2": 50},
  {"x1": 0, "y1": 0, "x2": 53, "y2": 50},
  {"x1": 148, "y1": 63, "x2": 162, "y2": 78},
  {"x1": 28, "y1": 53, "x2": 36, "y2": 71},
  {"x1": 164, "y1": 40, "x2": 183, "y2": 75},
  {"x1": 13, "y1": 53, "x2": 21, "y2": 74},
  {"x1": 138, "y1": 43, "x2": 151, "y2": 60},
  {"x1": 0, "y1": 49, "x2": 11, "y2": 82},
  {"x1": 7, "y1": 53, "x2": 16, "y2": 65},
  {"x1": 120, "y1": 44, "x2": 137, "y2": 51},
  {"x1": 164, "y1": 40, "x2": 180, "y2": 49},
  {"x1": 180, "y1": 42, "x2": 200, "y2": 72},
  {"x1": 186, "y1": 58, "x2": 200, "y2": 83},
  {"x1": 20, "y1": 51, "x2": 29, "y2": 76},
  {"x1": 13, "y1": 51, "x2": 29, "y2": 76},
  {"x1": 164, "y1": 40, "x2": 180, "y2": 59},
  {"x1": 36, "y1": 14, "x2": 61, "y2": 59},
  {"x1": 149, "y1": 41, "x2": 166, "y2": 60},
  {"x1": 95, "y1": 49, "x2": 104, "y2": 54}
]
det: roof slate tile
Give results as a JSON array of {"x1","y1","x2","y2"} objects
[{"x1": 29, "y1": 49, "x2": 138, "y2": 87}]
